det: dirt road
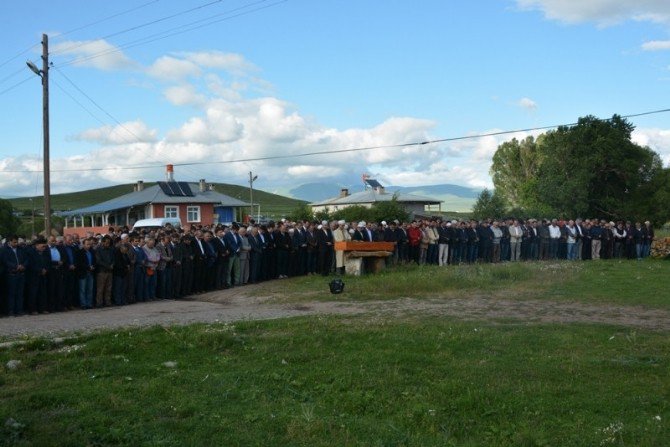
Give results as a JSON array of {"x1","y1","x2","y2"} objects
[{"x1": 1, "y1": 287, "x2": 669, "y2": 339}]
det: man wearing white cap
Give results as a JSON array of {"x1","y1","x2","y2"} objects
[
  {"x1": 353, "y1": 221, "x2": 367, "y2": 241},
  {"x1": 332, "y1": 220, "x2": 351, "y2": 275}
]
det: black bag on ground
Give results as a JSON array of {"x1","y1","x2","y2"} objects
[{"x1": 329, "y1": 279, "x2": 345, "y2": 294}]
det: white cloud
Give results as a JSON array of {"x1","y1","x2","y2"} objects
[
  {"x1": 632, "y1": 127, "x2": 670, "y2": 165},
  {"x1": 70, "y1": 120, "x2": 158, "y2": 145},
  {"x1": 516, "y1": 0, "x2": 670, "y2": 25},
  {"x1": 163, "y1": 84, "x2": 206, "y2": 107},
  {"x1": 181, "y1": 51, "x2": 258, "y2": 75},
  {"x1": 51, "y1": 39, "x2": 136, "y2": 70},
  {"x1": 517, "y1": 97, "x2": 538, "y2": 110},
  {"x1": 641, "y1": 40, "x2": 670, "y2": 51},
  {"x1": 146, "y1": 56, "x2": 201, "y2": 81},
  {"x1": 0, "y1": 50, "x2": 551, "y2": 198}
]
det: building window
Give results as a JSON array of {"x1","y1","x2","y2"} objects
[
  {"x1": 164, "y1": 206, "x2": 178, "y2": 219},
  {"x1": 187, "y1": 206, "x2": 200, "y2": 223}
]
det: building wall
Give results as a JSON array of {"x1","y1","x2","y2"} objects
[
  {"x1": 151, "y1": 203, "x2": 215, "y2": 225},
  {"x1": 311, "y1": 202, "x2": 373, "y2": 214},
  {"x1": 311, "y1": 202, "x2": 432, "y2": 215}
]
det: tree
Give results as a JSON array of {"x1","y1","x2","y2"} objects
[
  {"x1": 0, "y1": 198, "x2": 20, "y2": 236},
  {"x1": 628, "y1": 167, "x2": 670, "y2": 225},
  {"x1": 471, "y1": 189, "x2": 507, "y2": 220},
  {"x1": 370, "y1": 195, "x2": 409, "y2": 224},
  {"x1": 332, "y1": 205, "x2": 369, "y2": 223},
  {"x1": 490, "y1": 136, "x2": 542, "y2": 209},
  {"x1": 288, "y1": 203, "x2": 313, "y2": 222},
  {"x1": 490, "y1": 115, "x2": 666, "y2": 220},
  {"x1": 313, "y1": 208, "x2": 332, "y2": 223}
]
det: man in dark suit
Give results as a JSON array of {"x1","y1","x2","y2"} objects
[
  {"x1": 248, "y1": 226, "x2": 264, "y2": 283},
  {"x1": 263, "y1": 223, "x2": 277, "y2": 280},
  {"x1": 211, "y1": 227, "x2": 229, "y2": 289},
  {"x1": 191, "y1": 231, "x2": 208, "y2": 293},
  {"x1": 224, "y1": 225, "x2": 242, "y2": 287},
  {"x1": 1, "y1": 235, "x2": 29, "y2": 316},
  {"x1": 62, "y1": 234, "x2": 80, "y2": 309},
  {"x1": 26, "y1": 238, "x2": 51, "y2": 314},
  {"x1": 352, "y1": 221, "x2": 367, "y2": 241},
  {"x1": 316, "y1": 221, "x2": 333, "y2": 275},
  {"x1": 75, "y1": 237, "x2": 96, "y2": 309},
  {"x1": 47, "y1": 235, "x2": 67, "y2": 312},
  {"x1": 202, "y1": 230, "x2": 218, "y2": 290}
]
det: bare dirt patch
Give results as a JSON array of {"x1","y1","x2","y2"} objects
[{"x1": 1, "y1": 286, "x2": 669, "y2": 339}]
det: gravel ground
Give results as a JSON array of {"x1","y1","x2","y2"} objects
[{"x1": 2, "y1": 287, "x2": 669, "y2": 340}]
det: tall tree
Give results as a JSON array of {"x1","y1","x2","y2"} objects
[
  {"x1": 472, "y1": 188, "x2": 507, "y2": 220},
  {"x1": 490, "y1": 135, "x2": 542, "y2": 209},
  {"x1": 491, "y1": 115, "x2": 666, "y2": 220},
  {"x1": 0, "y1": 198, "x2": 20, "y2": 236}
]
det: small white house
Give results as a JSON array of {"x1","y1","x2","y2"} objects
[{"x1": 310, "y1": 179, "x2": 442, "y2": 215}]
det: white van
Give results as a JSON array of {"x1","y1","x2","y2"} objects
[{"x1": 132, "y1": 217, "x2": 182, "y2": 232}]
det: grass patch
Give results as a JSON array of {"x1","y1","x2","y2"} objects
[
  {"x1": 251, "y1": 260, "x2": 670, "y2": 310},
  {"x1": 1, "y1": 317, "x2": 668, "y2": 446}
]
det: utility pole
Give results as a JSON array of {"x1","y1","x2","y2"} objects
[
  {"x1": 42, "y1": 34, "x2": 51, "y2": 237},
  {"x1": 27, "y1": 34, "x2": 51, "y2": 236}
]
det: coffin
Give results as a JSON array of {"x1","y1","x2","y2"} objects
[{"x1": 334, "y1": 241, "x2": 395, "y2": 252}]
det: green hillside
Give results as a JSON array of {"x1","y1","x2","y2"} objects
[{"x1": 8, "y1": 183, "x2": 306, "y2": 219}]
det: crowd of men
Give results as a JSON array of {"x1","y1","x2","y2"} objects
[{"x1": 0, "y1": 216, "x2": 657, "y2": 317}]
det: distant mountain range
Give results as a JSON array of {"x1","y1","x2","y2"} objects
[{"x1": 289, "y1": 182, "x2": 482, "y2": 212}]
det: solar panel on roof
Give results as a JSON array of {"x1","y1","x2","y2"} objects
[
  {"x1": 158, "y1": 181, "x2": 194, "y2": 197},
  {"x1": 365, "y1": 179, "x2": 382, "y2": 188}
]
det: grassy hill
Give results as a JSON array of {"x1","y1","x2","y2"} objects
[{"x1": 8, "y1": 183, "x2": 307, "y2": 220}]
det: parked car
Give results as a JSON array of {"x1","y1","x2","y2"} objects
[{"x1": 131, "y1": 217, "x2": 182, "y2": 232}]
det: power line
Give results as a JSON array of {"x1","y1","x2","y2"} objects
[
  {"x1": 56, "y1": 0, "x2": 285, "y2": 68},
  {"x1": 51, "y1": 66, "x2": 204, "y2": 179},
  {"x1": 51, "y1": 77, "x2": 112, "y2": 130},
  {"x1": 0, "y1": 75, "x2": 34, "y2": 97},
  {"x1": 51, "y1": 0, "x2": 224, "y2": 57},
  {"x1": 3, "y1": 107, "x2": 669, "y2": 174},
  {"x1": 0, "y1": 67, "x2": 28, "y2": 86},
  {"x1": 0, "y1": 0, "x2": 162, "y2": 70},
  {"x1": 0, "y1": 44, "x2": 41, "y2": 71},
  {"x1": 51, "y1": 0, "x2": 162, "y2": 41}
]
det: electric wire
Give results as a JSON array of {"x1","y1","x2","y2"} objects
[
  {"x1": 51, "y1": 66, "x2": 205, "y2": 179},
  {"x1": 50, "y1": 0, "x2": 224, "y2": 57},
  {"x1": 0, "y1": 75, "x2": 35, "y2": 96},
  {"x1": 0, "y1": 67, "x2": 28, "y2": 86},
  {"x1": 56, "y1": 0, "x2": 284, "y2": 68},
  {"x1": 51, "y1": 0, "x2": 162, "y2": 41},
  {"x1": 2, "y1": 107, "x2": 669, "y2": 174},
  {"x1": 0, "y1": 0, "x2": 162, "y2": 70}
]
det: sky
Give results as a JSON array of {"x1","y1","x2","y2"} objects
[{"x1": 1, "y1": 0, "x2": 670, "y2": 200}]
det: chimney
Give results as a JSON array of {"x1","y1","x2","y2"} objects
[
  {"x1": 340, "y1": 188, "x2": 349, "y2": 198},
  {"x1": 208, "y1": 183, "x2": 215, "y2": 191},
  {"x1": 166, "y1": 164, "x2": 174, "y2": 182},
  {"x1": 135, "y1": 180, "x2": 144, "y2": 192},
  {"x1": 199, "y1": 179, "x2": 206, "y2": 192}
]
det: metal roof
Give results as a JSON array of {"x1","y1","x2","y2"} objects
[
  {"x1": 311, "y1": 188, "x2": 441, "y2": 207},
  {"x1": 62, "y1": 183, "x2": 250, "y2": 216}
]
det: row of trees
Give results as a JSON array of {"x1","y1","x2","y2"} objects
[
  {"x1": 288, "y1": 196, "x2": 410, "y2": 225},
  {"x1": 475, "y1": 115, "x2": 670, "y2": 224}
]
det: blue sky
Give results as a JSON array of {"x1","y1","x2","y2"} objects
[{"x1": 1, "y1": 0, "x2": 669, "y2": 199}]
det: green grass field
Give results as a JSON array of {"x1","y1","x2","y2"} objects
[
  {"x1": 1, "y1": 260, "x2": 669, "y2": 446},
  {"x1": 250, "y1": 259, "x2": 670, "y2": 310}
]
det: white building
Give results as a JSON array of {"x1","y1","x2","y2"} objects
[{"x1": 310, "y1": 179, "x2": 442, "y2": 215}]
